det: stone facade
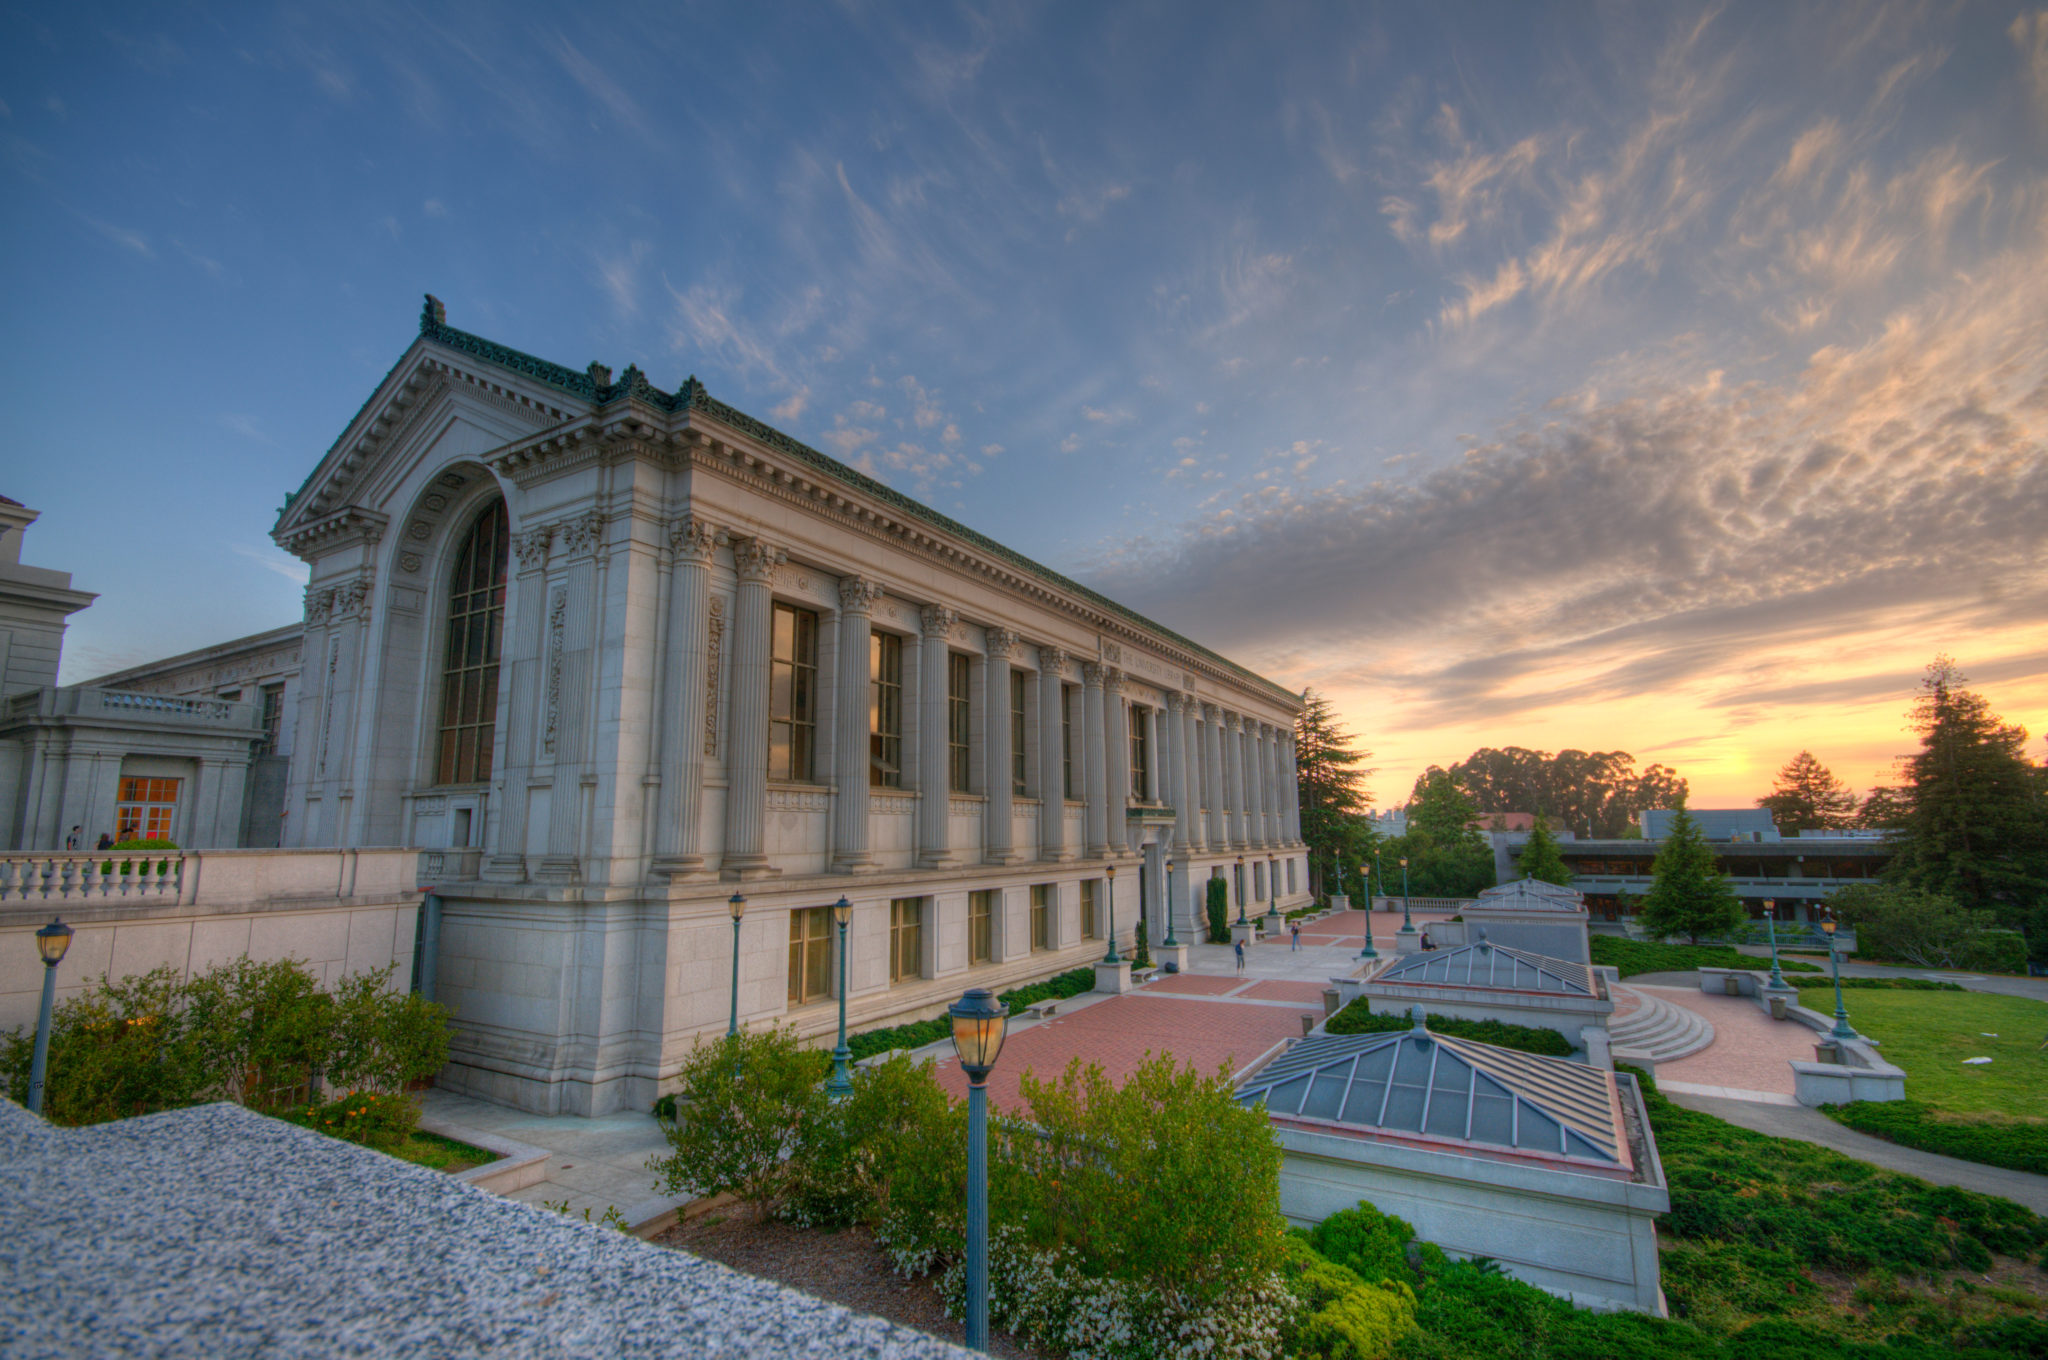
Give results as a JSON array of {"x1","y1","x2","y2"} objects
[{"x1": 262, "y1": 297, "x2": 1310, "y2": 1114}]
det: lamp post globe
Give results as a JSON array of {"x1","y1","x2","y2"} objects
[
  {"x1": 948, "y1": 987, "x2": 1010, "y2": 1354},
  {"x1": 826, "y1": 896, "x2": 855, "y2": 1100},
  {"x1": 27, "y1": 916, "x2": 74, "y2": 1115},
  {"x1": 1101, "y1": 863, "x2": 1119, "y2": 963}
]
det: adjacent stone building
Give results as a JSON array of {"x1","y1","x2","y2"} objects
[{"x1": 254, "y1": 297, "x2": 1308, "y2": 1113}]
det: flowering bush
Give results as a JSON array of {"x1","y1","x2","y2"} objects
[{"x1": 289, "y1": 1090, "x2": 419, "y2": 1149}]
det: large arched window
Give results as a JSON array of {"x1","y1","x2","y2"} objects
[{"x1": 436, "y1": 499, "x2": 508, "y2": 785}]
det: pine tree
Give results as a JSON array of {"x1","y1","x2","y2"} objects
[
  {"x1": 1517, "y1": 818, "x2": 1572, "y2": 886},
  {"x1": 1756, "y1": 750, "x2": 1859, "y2": 832},
  {"x1": 1295, "y1": 689, "x2": 1373, "y2": 896},
  {"x1": 1886, "y1": 659, "x2": 2048, "y2": 961},
  {"x1": 1637, "y1": 796, "x2": 1744, "y2": 944}
]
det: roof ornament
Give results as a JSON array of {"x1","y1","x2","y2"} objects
[
  {"x1": 677, "y1": 374, "x2": 705, "y2": 406},
  {"x1": 420, "y1": 294, "x2": 446, "y2": 332},
  {"x1": 1409, "y1": 1004, "x2": 1428, "y2": 1030},
  {"x1": 586, "y1": 361, "x2": 613, "y2": 389},
  {"x1": 1476, "y1": 927, "x2": 1490, "y2": 950}
]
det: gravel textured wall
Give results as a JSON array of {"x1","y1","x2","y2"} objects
[{"x1": 0, "y1": 1099, "x2": 970, "y2": 1359}]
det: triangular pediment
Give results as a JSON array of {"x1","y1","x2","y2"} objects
[{"x1": 273, "y1": 331, "x2": 585, "y2": 559}]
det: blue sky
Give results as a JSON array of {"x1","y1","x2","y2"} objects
[{"x1": 4, "y1": 1, "x2": 2045, "y2": 805}]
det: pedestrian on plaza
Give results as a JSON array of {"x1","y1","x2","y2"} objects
[
  {"x1": 65, "y1": 825, "x2": 83, "y2": 851},
  {"x1": 96, "y1": 832, "x2": 115, "y2": 851},
  {"x1": 1290, "y1": 922, "x2": 1301, "y2": 951},
  {"x1": 1234, "y1": 938, "x2": 1246, "y2": 975},
  {"x1": 1420, "y1": 929, "x2": 1435, "y2": 952}
]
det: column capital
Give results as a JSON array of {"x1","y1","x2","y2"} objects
[
  {"x1": 1225, "y1": 710, "x2": 1243, "y2": 732},
  {"x1": 919, "y1": 603, "x2": 958, "y2": 637},
  {"x1": 1082, "y1": 661, "x2": 1108, "y2": 688},
  {"x1": 511, "y1": 527, "x2": 553, "y2": 573},
  {"x1": 985, "y1": 626, "x2": 1022, "y2": 659},
  {"x1": 1039, "y1": 644, "x2": 1069, "y2": 674},
  {"x1": 1202, "y1": 701, "x2": 1222, "y2": 724},
  {"x1": 837, "y1": 574, "x2": 886, "y2": 613},
  {"x1": 733, "y1": 537, "x2": 786, "y2": 584},
  {"x1": 1102, "y1": 666, "x2": 1126, "y2": 695},
  {"x1": 557, "y1": 511, "x2": 606, "y2": 558},
  {"x1": 668, "y1": 515, "x2": 727, "y2": 564},
  {"x1": 303, "y1": 584, "x2": 335, "y2": 626},
  {"x1": 1165, "y1": 690, "x2": 1190, "y2": 715}
]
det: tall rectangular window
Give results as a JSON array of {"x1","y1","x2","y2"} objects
[
  {"x1": 1288, "y1": 860, "x2": 1297, "y2": 895},
  {"x1": 891, "y1": 897, "x2": 924, "y2": 983},
  {"x1": 870, "y1": 632, "x2": 903, "y2": 787},
  {"x1": 1010, "y1": 671, "x2": 1029, "y2": 796},
  {"x1": 1080, "y1": 878, "x2": 1098, "y2": 939},
  {"x1": 1130, "y1": 705, "x2": 1150, "y2": 801},
  {"x1": 788, "y1": 906, "x2": 832, "y2": 1006},
  {"x1": 1031, "y1": 884, "x2": 1052, "y2": 951},
  {"x1": 1062, "y1": 684, "x2": 1076, "y2": 799},
  {"x1": 437, "y1": 499, "x2": 508, "y2": 785},
  {"x1": 947, "y1": 652, "x2": 971, "y2": 793},
  {"x1": 116, "y1": 777, "x2": 180, "y2": 841},
  {"x1": 769, "y1": 603, "x2": 818, "y2": 782},
  {"x1": 969, "y1": 889, "x2": 994, "y2": 964},
  {"x1": 258, "y1": 684, "x2": 285, "y2": 756}
]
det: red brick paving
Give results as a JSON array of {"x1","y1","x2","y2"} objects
[
  {"x1": 930, "y1": 993, "x2": 1307, "y2": 1112},
  {"x1": 1139, "y1": 973, "x2": 1245, "y2": 996},
  {"x1": 1648, "y1": 985, "x2": 1813, "y2": 1095},
  {"x1": 1237, "y1": 979, "x2": 1334, "y2": 1004}
]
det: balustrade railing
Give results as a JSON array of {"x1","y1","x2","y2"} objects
[{"x1": 0, "y1": 851, "x2": 184, "y2": 903}]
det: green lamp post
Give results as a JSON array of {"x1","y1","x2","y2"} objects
[
  {"x1": 1763, "y1": 898, "x2": 1788, "y2": 990},
  {"x1": 1397, "y1": 857, "x2": 1415, "y2": 937},
  {"x1": 1101, "y1": 864, "x2": 1120, "y2": 964},
  {"x1": 949, "y1": 987, "x2": 1011, "y2": 1354},
  {"x1": 825, "y1": 896, "x2": 855, "y2": 1100},
  {"x1": 1357, "y1": 866, "x2": 1377, "y2": 959},
  {"x1": 1820, "y1": 908, "x2": 1857, "y2": 1041},
  {"x1": 28, "y1": 916, "x2": 75, "y2": 1115}
]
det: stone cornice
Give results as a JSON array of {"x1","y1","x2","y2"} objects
[{"x1": 278, "y1": 506, "x2": 390, "y2": 563}]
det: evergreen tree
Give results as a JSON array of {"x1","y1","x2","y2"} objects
[
  {"x1": 1637, "y1": 796, "x2": 1744, "y2": 944},
  {"x1": 1885, "y1": 659, "x2": 2048, "y2": 961},
  {"x1": 1858, "y1": 784, "x2": 1911, "y2": 830},
  {"x1": 1295, "y1": 689, "x2": 1373, "y2": 896},
  {"x1": 1517, "y1": 818, "x2": 1572, "y2": 887},
  {"x1": 1385, "y1": 772, "x2": 1495, "y2": 898},
  {"x1": 1756, "y1": 750, "x2": 1859, "y2": 832}
]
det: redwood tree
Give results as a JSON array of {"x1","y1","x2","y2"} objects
[{"x1": 1757, "y1": 750, "x2": 1859, "y2": 832}]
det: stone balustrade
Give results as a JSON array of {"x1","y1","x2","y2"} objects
[
  {"x1": 8, "y1": 685, "x2": 257, "y2": 730},
  {"x1": 0, "y1": 851, "x2": 183, "y2": 903}
]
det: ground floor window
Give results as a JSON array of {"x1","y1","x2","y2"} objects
[
  {"x1": 969, "y1": 890, "x2": 994, "y2": 964},
  {"x1": 1031, "y1": 884, "x2": 1052, "y2": 950},
  {"x1": 116, "y1": 777, "x2": 180, "y2": 841},
  {"x1": 1287, "y1": 859, "x2": 1297, "y2": 895},
  {"x1": 789, "y1": 906, "x2": 831, "y2": 1006},
  {"x1": 1254, "y1": 861, "x2": 1266, "y2": 903},
  {"x1": 891, "y1": 897, "x2": 924, "y2": 983},
  {"x1": 1080, "y1": 878, "x2": 1099, "y2": 938}
]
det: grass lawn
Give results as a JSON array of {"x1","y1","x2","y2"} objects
[
  {"x1": 383, "y1": 1129, "x2": 497, "y2": 1172},
  {"x1": 1808, "y1": 987, "x2": 2048, "y2": 1119}
]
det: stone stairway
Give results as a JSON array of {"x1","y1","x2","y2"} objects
[{"x1": 1607, "y1": 986, "x2": 1715, "y2": 1065}]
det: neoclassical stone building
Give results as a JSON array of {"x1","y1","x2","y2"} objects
[{"x1": 270, "y1": 297, "x2": 1308, "y2": 1113}]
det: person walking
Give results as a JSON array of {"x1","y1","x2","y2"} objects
[
  {"x1": 65, "y1": 826, "x2": 83, "y2": 851},
  {"x1": 1290, "y1": 922, "x2": 1301, "y2": 951},
  {"x1": 95, "y1": 832, "x2": 114, "y2": 851},
  {"x1": 1233, "y1": 938, "x2": 1247, "y2": 975}
]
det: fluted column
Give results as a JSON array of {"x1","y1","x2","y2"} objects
[
  {"x1": 1165, "y1": 693, "x2": 1192, "y2": 851},
  {"x1": 917, "y1": 604, "x2": 958, "y2": 866},
  {"x1": 1178, "y1": 694, "x2": 1205, "y2": 853},
  {"x1": 983, "y1": 628, "x2": 1021, "y2": 864},
  {"x1": 1103, "y1": 668, "x2": 1129, "y2": 854},
  {"x1": 721, "y1": 536, "x2": 784, "y2": 879},
  {"x1": 1223, "y1": 712, "x2": 1246, "y2": 850},
  {"x1": 653, "y1": 517, "x2": 724, "y2": 873},
  {"x1": 1266, "y1": 726, "x2": 1285, "y2": 844},
  {"x1": 1202, "y1": 704, "x2": 1226, "y2": 851},
  {"x1": 1082, "y1": 662, "x2": 1109, "y2": 857},
  {"x1": 1037, "y1": 647, "x2": 1069, "y2": 861},
  {"x1": 831, "y1": 575, "x2": 884, "y2": 871},
  {"x1": 1246, "y1": 723, "x2": 1267, "y2": 849}
]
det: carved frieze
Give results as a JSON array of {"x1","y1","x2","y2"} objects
[
  {"x1": 766, "y1": 787, "x2": 831, "y2": 813},
  {"x1": 304, "y1": 585, "x2": 334, "y2": 627},
  {"x1": 316, "y1": 635, "x2": 341, "y2": 778},
  {"x1": 704, "y1": 595, "x2": 727, "y2": 756},
  {"x1": 398, "y1": 552, "x2": 423, "y2": 574},
  {"x1": 542, "y1": 588, "x2": 567, "y2": 757}
]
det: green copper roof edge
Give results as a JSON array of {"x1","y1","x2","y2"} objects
[{"x1": 412, "y1": 309, "x2": 1299, "y2": 708}]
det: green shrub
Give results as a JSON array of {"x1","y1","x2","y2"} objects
[
  {"x1": 1789, "y1": 976, "x2": 1964, "y2": 992},
  {"x1": 1323, "y1": 1001, "x2": 1576, "y2": 1056},
  {"x1": 324, "y1": 964, "x2": 451, "y2": 1094},
  {"x1": 181, "y1": 956, "x2": 333, "y2": 1112},
  {"x1": 1312, "y1": 1202, "x2": 1419, "y2": 1285},
  {"x1": 1591, "y1": 935, "x2": 1820, "y2": 978},
  {"x1": 1964, "y1": 929, "x2": 2030, "y2": 975},
  {"x1": 1822, "y1": 1100, "x2": 2048, "y2": 1176},
  {"x1": 648, "y1": 1026, "x2": 829, "y2": 1216},
  {"x1": 1297, "y1": 1276, "x2": 1418, "y2": 1360},
  {"x1": 782, "y1": 1052, "x2": 961, "y2": 1232},
  {"x1": 1132, "y1": 915, "x2": 1153, "y2": 968},
  {"x1": 100, "y1": 837, "x2": 180, "y2": 878},
  {"x1": 841, "y1": 966, "x2": 1098, "y2": 1062},
  {"x1": 1208, "y1": 876, "x2": 1231, "y2": 942},
  {"x1": 288, "y1": 1090, "x2": 419, "y2": 1149}
]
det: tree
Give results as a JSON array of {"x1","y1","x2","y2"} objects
[
  {"x1": 1858, "y1": 784, "x2": 1911, "y2": 830},
  {"x1": 1825, "y1": 884, "x2": 2005, "y2": 970},
  {"x1": 1884, "y1": 658, "x2": 2048, "y2": 961},
  {"x1": 1383, "y1": 772, "x2": 1496, "y2": 898},
  {"x1": 1410, "y1": 747, "x2": 1688, "y2": 838},
  {"x1": 1636, "y1": 796, "x2": 1744, "y2": 944},
  {"x1": 1516, "y1": 818, "x2": 1572, "y2": 887},
  {"x1": 1295, "y1": 689, "x2": 1374, "y2": 895},
  {"x1": 1756, "y1": 750, "x2": 1859, "y2": 833}
]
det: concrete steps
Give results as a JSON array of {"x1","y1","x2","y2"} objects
[{"x1": 1608, "y1": 986, "x2": 1715, "y2": 1064}]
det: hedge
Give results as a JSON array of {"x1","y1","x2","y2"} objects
[
  {"x1": 1790, "y1": 977, "x2": 1965, "y2": 993},
  {"x1": 843, "y1": 966, "x2": 1098, "y2": 1062},
  {"x1": 1323, "y1": 1000, "x2": 1575, "y2": 1057},
  {"x1": 1590, "y1": 935, "x2": 1822, "y2": 979},
  {"x1": 1822, "y1": 1100, "x2": 2048, "y2": 1176}
]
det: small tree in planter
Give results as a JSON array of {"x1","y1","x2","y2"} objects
[
  {"x1": 1206, "y1": 877, "x2": 1230, "y2": 943},
  {"x1": 1132, "y1": 916, "x2": 1153, "y2": 968},
  {"x1": 649, "y1": 1026, "x2": 830, "y2": 1218}
]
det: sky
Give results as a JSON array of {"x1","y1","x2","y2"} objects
[{"x1": 2, "y1": 1, "x2": 2045, "y2": 811}]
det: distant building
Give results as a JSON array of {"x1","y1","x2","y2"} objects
[{"x1": 1507, "y1": 808, "x2": 1890, "y2": 922}]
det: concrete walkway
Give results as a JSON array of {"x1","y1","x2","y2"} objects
[
  {"x1": 1661, "y1": 1089, "x2": 2048, "y2": 1215},
  {"x1": 421, "y1": 1088, "x2": 682, "y2": 1227}
]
